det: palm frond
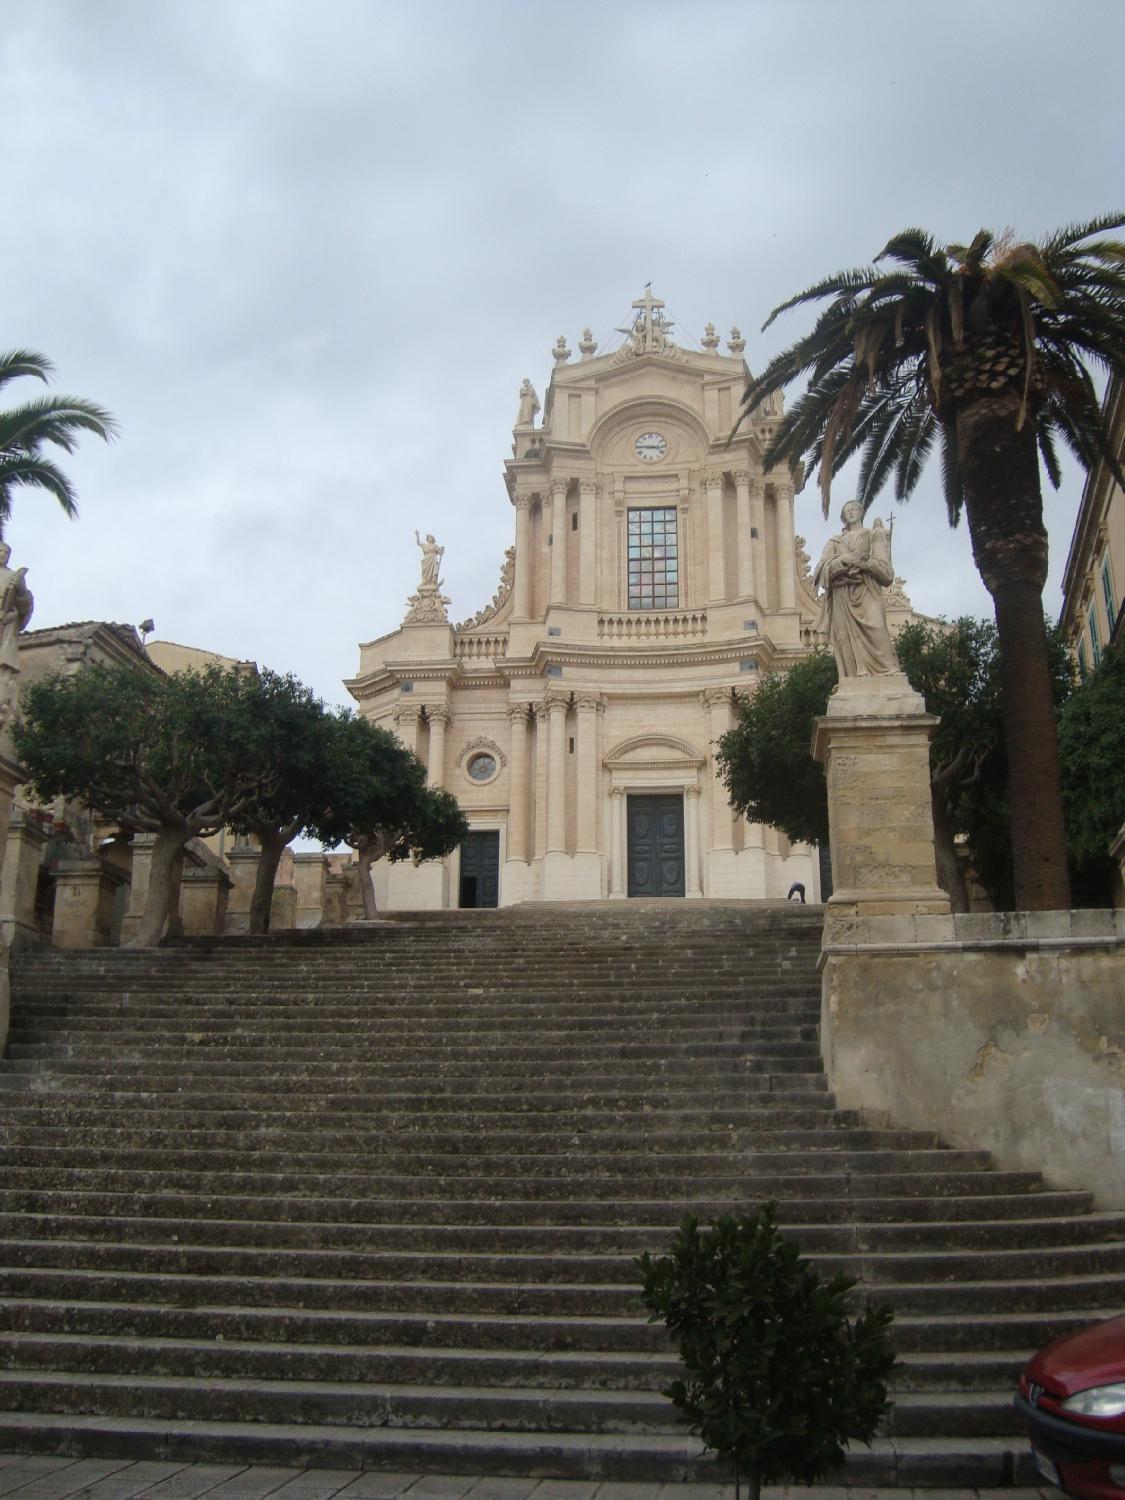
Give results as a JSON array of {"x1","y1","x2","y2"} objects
[
  {"x1": 0, "y1": 454, "x2": 79, "y2": 520},
  {"x1": 939, "y1": 422, "x2": 964, "y2": 524},
  {"x1": 0, "y1": 396, "x2": 118, "y2": 454},
  {"x1": 761, "y1": 266, "x2": 878, "y2": 331},
  {"x1": 0, "y1": 350, "x2": 54, "y2": 392},
  {"x1": 1035, "y1": 420, "x2": 1062, "y2": 491}
]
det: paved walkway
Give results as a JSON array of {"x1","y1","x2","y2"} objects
[{"x1": 0, "y1": 1457, "x2": 1056, "y2": 1500}]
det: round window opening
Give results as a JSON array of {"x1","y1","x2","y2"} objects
[{"x1": 466, "y1": 751, "x2": 498, "y2": 783}]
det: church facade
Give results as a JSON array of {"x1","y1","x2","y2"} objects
[{"x1": 347, "y1": 290, "x2": 905, "y2": 909}]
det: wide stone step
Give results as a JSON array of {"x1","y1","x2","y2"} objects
[
  {"x1": 0, "y1": 1411, "x2": 1040, "y2": 1487},
  {"x1": 1, "y1": 1208, "x2": 1118, "y2": 1256},
  {"x1": 2, "y1": 1235, "x2": 1121, "y2": 1286},
  {"x1": 0, "y1": 1183, "x2": 1085, "y2": 1228}
]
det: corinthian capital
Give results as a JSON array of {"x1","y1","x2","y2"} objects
[{"x1": 549, "y1": 476, "x2": 570, "y2": 498}]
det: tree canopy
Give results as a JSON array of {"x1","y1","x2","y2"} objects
[
  {"x1": 14, "y1": 663, "x2": 470, "y2": 942},
  {"x1": 1058, "y1": 641, "x2": 1125, "y2": 901},
  {"x1": 0, "y1": 349, "x2": 116, "y2": 534},
  {"x1": 738, "y1": 217, "x2": 1125, "y2": 910}
]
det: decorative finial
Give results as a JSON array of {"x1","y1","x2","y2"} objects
[
  {"x1": 578, "y1": 327, "x2": 598, "y2": 358},
  {"x1": 553, "y1": 335, "x2": 571, "y2": 364},
  {"x1": 701, "y1": 322, "x2": 720, "y2": 350},
  {"x1": 727, "y1": 326, "x2": 746, "y2": 355},
  {"x1": 615, "y1": 284, "x2": 675, "y2": 357}
]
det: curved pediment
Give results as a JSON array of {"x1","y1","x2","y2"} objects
[{"x1": 604, "y1": 733, "x2": 705, "y2": 770}]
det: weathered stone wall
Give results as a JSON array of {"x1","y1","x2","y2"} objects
[{"x1": 821, "y1": 909, "x2": 1125, "y2": 1207}]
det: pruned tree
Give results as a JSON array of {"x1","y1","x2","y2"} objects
[
  {"x1": 14, "y1": 664, "x2": 278, "y2": 946},
  {"x1": 320, "y1": 712, "x2": 469, "y2": 918}
]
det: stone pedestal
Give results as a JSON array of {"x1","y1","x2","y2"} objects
[
  {"x1": 270, "y1": 884, "x2": 298, "y2": 930},
  {"x1": 812, "y1": 672, "x2": 949, "y2": 945},
  {"x1": 224, "y1": 845, "x2": 262, "y2": 935},
  {"x1": 52, "y1": 857, "x2": 129, "y2": 949},
  {"x1": 293, "y1": 853, "x2": 328, "y2": 928},
  {"x1": 181, "y1": 864, "x2": 232, "y2": 937},
  {"x1": 0, "y1": 809, "x2": 49, "y2": 948}
]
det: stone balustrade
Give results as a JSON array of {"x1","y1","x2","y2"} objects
[{"x1": 597, "y1": 610, "x2": 707, "y2": 641}]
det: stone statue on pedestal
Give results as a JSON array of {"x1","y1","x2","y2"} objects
[
  {"x1": 404, "y1": 531, "x2": 450, "y2": 625},
  {"x1": 515, "y1": 379, "x2": 540, "y2": 429},
  {"x1": 814, "y1": 501, "x2": 898, "y2": 679}
]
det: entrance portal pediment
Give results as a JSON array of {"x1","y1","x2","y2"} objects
[{"x1": 604, "y1": 734, "x2": 705, "y2": 772}]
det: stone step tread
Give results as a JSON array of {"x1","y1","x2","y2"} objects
[
  {"x1": 3, "y1": 1238, "x2": 1121, "y2": 1280},
  {"x1": 1, "y1": 1209, "x2": 1118, "y2": 1250},
  {"x1": 0, "y1": 1410, "x2": 1038, "y2": 1487}
]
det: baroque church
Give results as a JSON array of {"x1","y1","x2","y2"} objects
[{"x1": 346, "y1": 289, "x2": 918, "y2": 909}]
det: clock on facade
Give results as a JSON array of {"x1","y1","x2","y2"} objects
[{"x1": 634, "y1": 431, "x2": 667, "y2": 463}]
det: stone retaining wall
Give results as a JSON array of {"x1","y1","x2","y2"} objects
[{"x1": 821, "y1": 909, "x2": 1125, "y2": 1207}]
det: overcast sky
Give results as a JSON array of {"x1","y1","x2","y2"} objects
[{"x1": 4, "y1": 0, "x2": 1123, "y2": 709}]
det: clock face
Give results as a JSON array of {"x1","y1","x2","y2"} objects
[{"x1": 634, "y1": 431, "x2": 667, "y2": 463}]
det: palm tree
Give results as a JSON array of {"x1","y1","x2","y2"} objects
[
  {"x1": 0, "y1": 349, "x2": 117, "y2": 537},
  {"x1": 741, "y1": 216, "x2": 1125, "y2": 910}
]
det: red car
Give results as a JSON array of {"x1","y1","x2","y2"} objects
[{"x1": 1016, "y1": 1314, "x2": 1125, "y2": 1500}]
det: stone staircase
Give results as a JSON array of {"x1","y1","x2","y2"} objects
[{"x1": 0, "y1": 902, "x2": 1120, "y2": 1485}]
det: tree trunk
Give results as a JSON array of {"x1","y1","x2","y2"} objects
[
  {"x1": 125, "y1": 827, "x2": 190, "y2": 948},
  {"x1": 931, "y1": 793, "x2": 969, "y2": 913},
  {"x1": 355, "y1": 840, "x2": 379, "y2": 920},
  {"x1": 956, "y1": 391, "x2": 1070, "y2": 911},
  {"x1": 248, "y1": 823, "x2": 300, "y2": 935}
]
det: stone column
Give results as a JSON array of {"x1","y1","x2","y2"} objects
[
  {"x1": 0, "y1": 809, "x2": 48, "y2": 948},
  {"x1": 609, "y1": 786, "x2": 626, "y2": 897},
  {"x1": 678, "y1": 490, "x2": 692, "y2": 609},
  {"x1": 684, "y1": 784, "x2": 702, "y2": 897},
  {"x1": 532, "y1": 701, "x2": 550, "y2": 861},
  {"x1": 733, "y1": 469, "x2": 755, "y2": 600},
  {"x1": 774, "y1": 481, "x2": 797, "y2": 609},
  {"x1": 750, "y1": 478, "x2": 767, "y2": 607},
  {"x1": 426, "y1": 705, "x2": 451, "y2": 788},
  {"x1": 545, "y1": 694, "x2": 568, "y2": 854},
  {"x1": 506, "y1": 704, "x2": 530, "y2": 863},
  {"x1": 512, "y1": 494, "x2": 532, "y2": 620},
  {"x1": 574, "y1": 694, "x2": 601, "y2": 853},
  {"x1": 578, "y1": 480, "x2": 596, "y2": 607},
  {"x1": 52, "y1": 857, "x2": 129, "y2": 948},
  {"x1": 812, "y1": 674, "x2": 950, "y2": 946},
  {"x1": 549, "y1": 478, "x2": 568, "y2": 607},
  {"x1": 705, "y1": 472, "x2": 725, "y2": 604}
]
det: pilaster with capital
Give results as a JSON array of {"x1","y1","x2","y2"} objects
[
  {"x1": 531, "y1": 700, "x2": 550, "y2": 860},
  {"x1": 573, "y1": 694, "x2": 603, "y2": 853},
  {"x1": 705, "y1": 473, "x2": 726, "y2": 604},
  {"x1": 506, "y1": 704, "x2": 530, "y2": 863},
  {"x1": 549, "y1": 478, "x2": 569, "y2": 607},
  {"x1": 750, "y1": 475, "x2": 768, "y2": 606},
  {"x1": 512, "y1": 494, "x2": 533, "y2": 620},
  {"x1": 702, "y1": 687, "x2": 734, "y2": 850},
  {"x1": 578, "y1": 480, "x2": 596, "y2": 607},
  {"x1": 545, "y1": 693, "x2": 569, "y2": 854},
  {"x1": 425, "y1": 705, "x2": 452, "y2": 788},
  {"x1": 393, "y1": 701, "x2": 422, "y2": 754},
  {"x1": 733, "y1": 469, "x2": 756, "y2": 599}
]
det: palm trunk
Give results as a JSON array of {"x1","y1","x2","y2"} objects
[
  {"x1": 956, "y1": 392, "x2": 1070, "y2": 911},
  {"x1": 126, "y1": 827, "x2": 190, "y2": 948}
]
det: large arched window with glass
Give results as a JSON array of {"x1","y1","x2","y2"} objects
[{"x1": 627, "y1": 506, "x2": 679, "y2": 610}]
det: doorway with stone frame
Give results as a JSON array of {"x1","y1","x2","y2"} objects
[
  {"x1": 458, "y1": 830, "x2": 500, "y2": 908},
  {"x1": 626, "y1": 793, "x2": 685, "y2": 898}
]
